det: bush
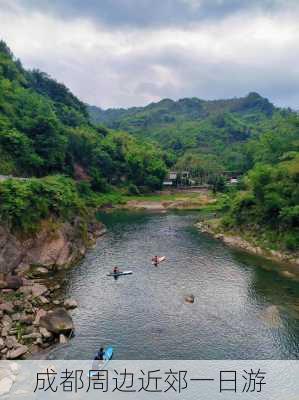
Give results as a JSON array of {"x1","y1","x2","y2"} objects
[
  {"x1": 283, "y1": 232, "x2": 299, "y2": 251},
  {"x1": 0, "y1": 175, "x2": 85, "y2": 233},
  {"x1": 127, "y1": 183, "x2": 140, "y2": 195}
]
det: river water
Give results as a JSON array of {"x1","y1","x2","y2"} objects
[{"x1": 50, "y1": 211, "x2": 299, "y2": 359}]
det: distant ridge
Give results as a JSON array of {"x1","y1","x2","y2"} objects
[{"x1": 88, "y1": 92, "x2": 275, "y2": 128}]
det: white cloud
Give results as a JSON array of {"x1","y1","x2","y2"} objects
[{"x1": 0, "y1": 3, "x2": 299, "y2": 108}]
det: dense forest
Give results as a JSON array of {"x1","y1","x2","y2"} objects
[
  {"x1": 88, "y1": 94, "x2": 293, "y2": 173},
  {"x1": 90, "y1": 91, "x2": 299, "y2": 252},
  {"x1": 0, "y1": 41, "x2": 167, "y2": 232}
]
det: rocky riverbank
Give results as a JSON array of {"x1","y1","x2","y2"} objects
[
  {"x1": 0, "y1": 273, "x2": 78, "y2": 359},
  {"x1": 196, "y1": 219, "x2": 299, "y2": 276},
  {"x1": 120, "y1": 190, "x2": 216, "y2": 212},
  {"x1": 0, "y1": 216, "x2": 107, "y2": 359},
  {"x1": 0, "y1": 217, "x2": 107, "y2": 274}
]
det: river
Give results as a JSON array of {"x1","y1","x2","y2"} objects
[{"x1": 50, "y1": 211, "x2": 299, "y2": 359}]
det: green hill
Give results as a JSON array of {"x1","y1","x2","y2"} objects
[
  {"x1": 88, "y1": 93, "x2": 293, "y2": 172},
  {"x1": 0, "y1": 40, "x2": 167, "y2": 232}
]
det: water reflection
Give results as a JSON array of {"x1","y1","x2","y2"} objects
[{"x1": 49, "y1": 212, "x2": 299, "y2": 359}]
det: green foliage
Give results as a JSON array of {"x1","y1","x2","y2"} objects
[
  {"x1": 0, "y1": 176, "x2": 85, "y2": 233},
  {"x1": 0, "y1": 41, "x2": 167, "y2": 192},
  {"x1": 225, "y1": 119, "x2": 299, "y2": 251},
  {"x1": 88, "y1": 92, "x2": 284, "y2": 173}
]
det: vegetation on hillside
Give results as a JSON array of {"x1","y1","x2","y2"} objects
[
  {"x1": 0, "y1": 40, "x2": 167, "y2": 232},
  {"x1": 89, "y1": 85, "x2": 299, "y2": 252},
  {"x1": 222, "y1": 115, "x2": 299, "y2": 251},
  {"x1": 88, "y1": 93, "x2": 293, "y2": 173}
]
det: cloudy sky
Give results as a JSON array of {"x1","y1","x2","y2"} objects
[{"x1": 0, "y1": 0, "x2": 298, "y2": 109}]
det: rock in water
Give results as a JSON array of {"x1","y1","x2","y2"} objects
[
  {"x1": 185, "y1": 295, "x2": 195, "y2": 304},
  {"x1": 64, "y1": 298, "x2": 78, "y2": 310},
  {"x1": 59, "y1": 334, "x2": 68, "y2": 344},
  {"x1": 39, "y1": 308, "x2": 74, "y2": 335}
]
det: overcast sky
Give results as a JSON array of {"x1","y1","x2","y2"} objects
[{"x1": 0, "y1": 0, "x2": 298, "y2": 109}]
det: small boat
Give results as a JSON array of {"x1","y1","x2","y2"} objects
[
  {"x1": 89, "y1": 347, "x2": 114, "y2": 376},
  {"x1": 107, "y1": 270, "x2": 133, "y2": 277},
  {"x1": 152, "y1": 256, "x2": 166, "y2": 265}
]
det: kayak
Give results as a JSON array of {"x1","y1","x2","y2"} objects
[
  {"x1": 152, "y1": 256, "x2": 166, "y2": 265},
  {"x1": 90, "y1": 347, "x2": 114, "y2": 375},
  {"x1": 107, "y1": 271, "x2": 133, "y2": 277}
]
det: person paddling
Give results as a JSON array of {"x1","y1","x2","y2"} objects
[
  {"x1": 152, "y1": 256, "x2": 159, "y2": 267},
  {"x1": 113, "y1": 266, "x2": 119, "y2": 274},
  {"x1": 94, "y1": 347, "x2": 105, "y2": 361}
]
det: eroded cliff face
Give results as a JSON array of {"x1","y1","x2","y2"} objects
[{"x1": 0, "y1": 218, "x2": 106, "y2": 274}]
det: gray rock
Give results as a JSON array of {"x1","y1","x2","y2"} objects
[
  {"x1": 64, "y1": 298, "x2": 78, "y2": 310},
  {"x1": 37, "y1": 296, "x2": 50, "y2": 305},
  {"x1": 59, "y1": 334, "x2": 68, "y2": 344},
  {"x1": 5, "y1": 337, "x2": 17, "y2": 350},
  {"x1": 11, "y1": 313, "x2": 21, "y2": 322},
  {"x1": 22, "y1": 332, "x2": 41, "y2": 340},
  {"x1": 185, "y1": 295, "x2": 195, "y2": 304},
  {"x1": 1, "y1": 327, "x2": 9, "y2": 337},
  {"x1": 39, "y1": 327, "x2": 53, "y2": 339},
  {"x1": 33, "y1": 309, "x2": 47, "y2": 326},
  {"x1": 39, "y1": 308, "x2": 74, "y2": 335},
  {"x1": 35, "y1": 267, "x2": 49, "y2": 275},
  {"x1": 18, "y1": 286, "x2": 32, "y2": 296},
  {"x1": 31, "y1": 284, "x2": 48, "y2": 298},
  {"x1": 6, "y1": 345, "x2": 28, "y2": 359},
  {"x1": 2, "y1": 314, "x2": 12, "y2": 327},
  {"x1": 5, "y1": 275, "x2": 23, "y2": 290},
  {"x1": 19, "y1": 313, "x2": 34, "y2": 325},
  {"x1": 15, "y1": 263, "x2": 30, "y2": 276},
  {"x1": 0, "y1": 338, "x2": 5, "y2": 350},
  {"x1": 34, "y1": 338, "x2": 43, "y2": 346},
  {"x1": 0, "y1": 302, "x2": 14, "y2": 315}
]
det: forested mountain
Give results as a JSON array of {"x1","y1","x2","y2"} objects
[
  {"x1": 89, "y1": 90, "x2": 299, "y2": 251},
  {"x1": 0, "y1": 40, "x2": 166, "y2": 186},
  {"x1": 223, "y1": 112, "x2": 299, "y2": 251},
  {"x1": 88, "y1": 93, "x2": 293, "y2": 172},
  {"x1": 0, "y1": 40, "x2": 167, "y2": 232}
]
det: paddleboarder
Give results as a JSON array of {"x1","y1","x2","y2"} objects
[
  {"x1": 152, "y1": 255, "x2": 159, "y2": 267},
  {"x1": 94, "y1": 347, "x2": 105, "y2": 361},
  {"x1": 113, "y1": 266, "x2": 119, "y2": 274}
]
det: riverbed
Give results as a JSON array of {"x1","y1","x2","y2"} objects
[{"x1": 49, "y1": 211, "x2": 299, "y2": 359}]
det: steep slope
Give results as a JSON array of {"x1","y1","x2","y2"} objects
[
  {"x1": 0, "y1": 40, "x2": 166, "y2": 189},
  {"x1": 0, "y1": 40, "x2": 167, "y2": 238}
]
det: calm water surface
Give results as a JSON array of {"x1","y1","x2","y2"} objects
[{"x1": 50, "y1": 211, "x2": 299, "y2": 359}]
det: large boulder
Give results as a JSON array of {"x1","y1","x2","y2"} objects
[
  {"x1": 39, "y1": 308, "x2": 74, "y2": 335},
  {"x1": 6, "y1": 345, "x2": 28, "y2": 359},
  {"x1": 5, "y1": 276, "x2": 23, "y2": 290}
]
